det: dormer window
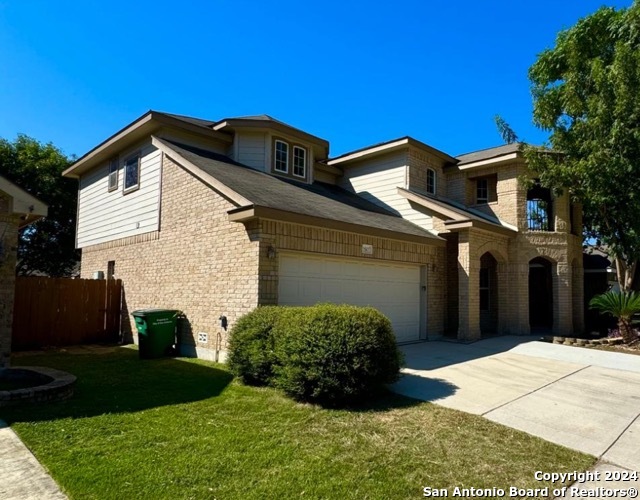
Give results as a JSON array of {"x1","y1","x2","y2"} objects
[
  {"x1": 293, "y1": 146, "x2": 306, "y2": 178},
  {"x1": 274, "y1": 140, "x2": 289, "y2": 173},
  {"x1": 272, "y1": 139, "x2": 307, "y2": 180},
  {"x1": 426, "y1": 168, "x2": 436, "y2": 195}
]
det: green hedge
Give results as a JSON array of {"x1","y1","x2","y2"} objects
[
  {"x1": 227, "y1": 304, "x2": 403, "y2": 407},
  {"x1": 227, "y1": 306, "x2": 281, "y2": 385}
]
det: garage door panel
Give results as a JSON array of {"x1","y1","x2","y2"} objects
[{"x1": 278, "y1": 253, "x2": 422, "y2": 342}]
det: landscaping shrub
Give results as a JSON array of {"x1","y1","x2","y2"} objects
[
  {"x1": 273, "y1": 304, "x2": 403, "y2": 407},
  {"x1": 227, "y1": 306, "x2": 282, "y2": 385}
]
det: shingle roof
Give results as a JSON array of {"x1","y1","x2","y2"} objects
[
  {"x1": 402, "y1": 188, "x2": 517, "y2": 232},
  {"x1": 456, "y1": 143, "x2": 522, "y2": 165},
  {"x1": 156, "y1": 138, "x2": 442, "y2": 241}
]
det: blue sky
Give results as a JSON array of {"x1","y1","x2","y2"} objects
[{"x1": 0, "y1": 0, "x2": 632, "y2": 160}]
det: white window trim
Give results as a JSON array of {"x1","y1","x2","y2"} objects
[
  {"x1": 123, "y1": 153, "x2": 141, "y2": 194},
  {"x1": 274, "y1": 140, "x2": 289, "y2": 173},
  {"x1": 292, "y1": 146, "x2": 307, "y2": 178},
  {"x1": 426, "y1": 168, "x2": 436, "y2": 195},
  {"x1": 108, "y1": 157, "x2": 119, "y2": 192},
  {"x1": 477, "y1": 178, "x2": 489, "y2": 203}
]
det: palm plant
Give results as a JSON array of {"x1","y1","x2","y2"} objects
[{"x1": 589, "y1": 291, "x2": 640, "y2": 344}]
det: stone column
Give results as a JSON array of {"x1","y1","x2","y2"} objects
[
  {"x1": 0, "y1": 218, "x2": 18, "y2": 369},
  {"x1": 457, "y1": 231, "x2": 481, "y2": 340}
]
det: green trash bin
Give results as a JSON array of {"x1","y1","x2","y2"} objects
[{"x1": 132, "y1": 309, "x2": 180, "y2": 359}]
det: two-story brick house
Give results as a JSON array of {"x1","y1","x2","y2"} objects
[{"x1": 63, "y1": 111, "x2": 583, "y2": 361}]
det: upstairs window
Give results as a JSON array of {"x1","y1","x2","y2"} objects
[
  {"x1": 124, "y1": 153, "x2": 140, "y2": 193},
  {"x1": 477, "y1": 178, "x2": 488, "y2": 203},
  {"x1": 108, "y1": 157, "x2": 119, "y2": 191},
  {"x1": 272, "y1": 139, "x2": 307, "y2": 180},
  {"x1": 293, "y1": 146, "x2": 306, "y2": 178},
  {"x1": 426, "y1": 168, "x2": 436, "y2": 194},
  {"x1": 527, "y1": 182, "x2": 553, "y2": 231},
  {"x1": 274, "y1": 140, "x2": 289, "y2": 173},
  {"x1": 475, "y1": 175, "x2": 497, "y2": 204}
]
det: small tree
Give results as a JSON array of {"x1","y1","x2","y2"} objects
[
  {"x1": 590, "y1": 291, "x2": 640, "y2": 344},
  {"x1": 525, "y1": 2, "x2": 640, "y2": 291},
  {"x1": 0, "y1": 135, "x2": 79, "y2": 276}
]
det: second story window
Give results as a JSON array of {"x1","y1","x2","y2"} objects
[
  {"x1": 108, "y1": 157, "x2": 119, "y2": 191},
  {"x1": 477, "y1": 179, "x2": 488, "y2": 203},
  {"x1": 426, "y1": 168, "x2": 436, "y2": 194},
  {"x1": 272, "y1": 139, "x2": 308, "y2": 180},
  {"x1": 527, "y1": 183, "x2": 553, "y2": 231},
  {"x1": 124, "y1": 153, "x2": 140, "y2": 193},
  {"x1": 274, "y1": 140, "x2": 289, "y2": 173},
  {"x1": 475, "y1": 175, "x2": 497, "y2": 204},
  {"x1": 293, "y1": 146, "x2": 306, "y2": 178}
]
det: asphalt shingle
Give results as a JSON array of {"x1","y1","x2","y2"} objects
[{"x1": 157, "y1": 138, "x2": 441, "y2": 241}]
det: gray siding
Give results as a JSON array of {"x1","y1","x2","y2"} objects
[
  {"x1": 77, "y1": 142, "x2": 161, "y2": 248},
  {"x1": 236, "y1": 132, "x2": 267, "y2": 171}
]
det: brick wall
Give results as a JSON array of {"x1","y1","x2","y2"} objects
[
  {"x1": 81, "y1": 154, "x2": 261, "y2": 358},
  {"x1": 407, "y1": 148, "x2": 447, "y2": 197},
  {"x1": 81, "y1": 154, "x2": 449, "y2": 357}
]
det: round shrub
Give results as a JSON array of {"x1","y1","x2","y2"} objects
[
  {"x1": 273, "y1": 304, "x2": 402, "y2": 407},
  {"x1": 227, "y1": 306, "x2": 282, "y2": 385}
]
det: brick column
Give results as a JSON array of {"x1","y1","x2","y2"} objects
[
  {"x1": 508, "y1": 262, "x2": 530, "y2": 335},
  {"x1": 0, "y1": 218, "x2": 18, "y2": 369},
  {"x1": 496, "y1": 262, "x2": 509, "y2": 334},
  {"x1": 572, "y1": 264, "x2": 585, "y2": 335},
  {"x1": 555, "y1": 262, "x2": 573, "y2": 334},
  {"x1": 457, "y1": 231, "x2": 481, "y2": 340}
]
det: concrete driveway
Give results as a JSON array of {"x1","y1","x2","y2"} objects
[{"x1": 393, "y1": 336, "x2": 640, "y2": 471}]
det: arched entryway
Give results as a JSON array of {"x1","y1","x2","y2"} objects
[
  {"x1": 529, "y1": 257, "x2": 553, "y2": 331},
  {"x1": 480, "y1": 252, "x2": 499, "y2": 336}
]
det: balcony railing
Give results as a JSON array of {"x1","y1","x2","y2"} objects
[{"x1": 527, "y1": 199, "x2": 553, "y2": 231}]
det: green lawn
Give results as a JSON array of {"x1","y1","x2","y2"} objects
[{"x1": 2, "y1": 348, "x2": 594, "y2": 499}]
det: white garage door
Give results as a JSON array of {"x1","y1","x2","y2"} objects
[{"x1": 278, "y1": 253, "x2": 423, "y2": 343}]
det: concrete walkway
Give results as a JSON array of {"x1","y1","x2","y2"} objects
[
  {"x1": 0, "y1": 420, "x2": 66, "y2": 499},
  {"x1": 393, "y1": 336, "x2": 640, "y2": 471}
]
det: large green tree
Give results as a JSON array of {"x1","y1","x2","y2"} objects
[
  {"x1": 525, "y1": 2, "x2": 640, "y2": 291},
  {"x1": 0, "y1": 134, "x2": 79, "y2": 277}
]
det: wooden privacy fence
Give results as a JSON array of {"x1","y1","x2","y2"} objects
[{"x1": 12, "y1": 277, "x2": 122, "y2": 350}]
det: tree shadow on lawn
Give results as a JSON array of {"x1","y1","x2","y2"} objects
[{"x1": 0, "y1": 347, "x2": 233, "y2": 424}]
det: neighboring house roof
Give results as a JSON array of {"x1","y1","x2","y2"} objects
[
  {"x1": 398, "y1": 187, "x2": 517, "y2": 236},
  {"x1": 0, "y1": 175, "x2": 48, "y2": 228},
  {"x1": 152, "y1": 137, "x2": 443, "y2": 243},
  {"x1": 327, "y1": 136, "x2": 457, "y2": 167},
  {"x1": 584, "y1": 253, "x2": 611, "y2": 271},
  {"x1": 456, "y1": 143, "x2": 522, "y2": 166}
]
